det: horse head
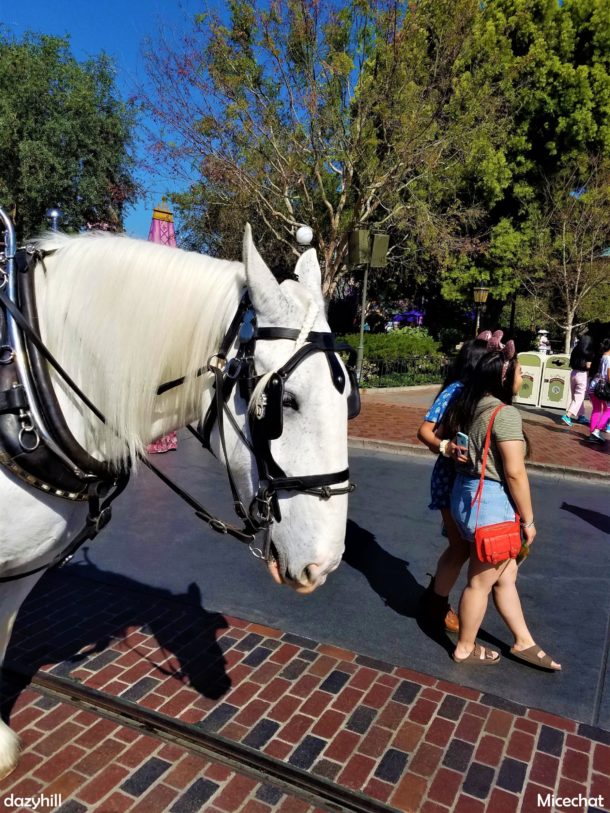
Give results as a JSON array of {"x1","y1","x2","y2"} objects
[{"x1": 209, "y1": 226, "x2": 355, "y2": 594}]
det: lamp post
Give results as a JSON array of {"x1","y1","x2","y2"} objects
[
  {"x1": 348, "y1": 228, "x2": 389, "y2": 381},
  {"x1": 473, "y1": 285, "x2": 489, "y2": 336},
  {"x1": 45, "y1": 207, "x2": 62, "y2": 232}
]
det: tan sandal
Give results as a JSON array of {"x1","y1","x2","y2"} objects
[
  {"x1": 453, "y1": 643, "x2": 500, "y2": 665},
  {"x1": 510, "y1": 645, "x2": 561, "y2": 671}
]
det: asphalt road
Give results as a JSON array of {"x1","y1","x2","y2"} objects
[{"x1": 65, "y1": 432, "x2": 610, "y2": 730}]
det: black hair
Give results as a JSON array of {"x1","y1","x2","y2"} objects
[
  {"x1": 440, "y1": 338, "x2": 489, "y2": 390},
  {"x1": 591, "y1": 337, "x2": 610, "y2": 379},
  {"x1": 442, "y1": 351, "x2": 517, "y2": 438},
  {"x1": 570, "y1": 334, "x2": 595, "y2": 370}
]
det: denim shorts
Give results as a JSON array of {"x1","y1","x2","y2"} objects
[{"x1": 450, "y1": 473, "x2": 516, "y2": 543}]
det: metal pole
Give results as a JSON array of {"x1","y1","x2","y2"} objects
[
  {"x1": 356, "y1": 262, "x2": 369, "y2": 382},
  {"x1": 474, "y1": 305, "x2": 480, "y2": 337}
]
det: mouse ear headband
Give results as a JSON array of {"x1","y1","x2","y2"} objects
[
  {"x1": 477, "y1": 331, "x2": 516, "y2": 383},
  {"x1": 477, "y1": 329, "x2": 505, "y2": 351}
]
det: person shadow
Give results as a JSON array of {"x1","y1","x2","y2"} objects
[
  {"x1": 561, "y1": 502, "x2": 610, "y2": 534},
  {"x1": 1, "y1": 555, "x2": 231, "y2": 723},
  {"x1": 343, "y1": 520, "x2": 507, "y2": 659},
  {"x1": 343, "y1": 520, "x2": 459, "y2": 655}
]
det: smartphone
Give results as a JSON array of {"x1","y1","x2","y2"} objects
[{"x1": 455, "y1": 432, "x2": 469, "y2": 448}]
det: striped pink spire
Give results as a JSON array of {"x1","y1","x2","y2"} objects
[{"x1": 148, "y1": 199, "x2": 176, "y2": 247}]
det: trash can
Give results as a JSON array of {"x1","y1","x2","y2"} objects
[
  {"x1": 514, "y1": 352, "x2": 546, "y2": 406},
  {"x1": 539, "y1": 354, "x2": 571, "y2": 410}
]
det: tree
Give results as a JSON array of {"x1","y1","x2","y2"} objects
[
  {"x1": 518, "y1": 161, "x2": 610, "y2": 351},
  {"x1": 141, "y1": 0, "x2": 507, "y2": 294},
  {"x1": 441, "y1": 0, "x2": 610, "y2": 313},
  {"x1": 0, "y1": 32, "x2": 137, "y2": 238}
]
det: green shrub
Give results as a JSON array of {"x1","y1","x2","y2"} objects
[{"x1": 337, "y1": 326, "x2": 441, "y2": 362}]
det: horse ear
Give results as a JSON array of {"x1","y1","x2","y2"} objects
[
  {"x1": 243, "y1": 223, "x2": 287, "y2": 322},
  {"x1": 294, "y1": 248, "x2": 325, "y2": 310}
]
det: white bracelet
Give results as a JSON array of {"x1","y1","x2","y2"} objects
[
  {"x1": 439, "y1": 439, "x2": 451, "y2": 458},
  {"x1": 520, "y1": 519, "x2": 535, "y2": 529}
]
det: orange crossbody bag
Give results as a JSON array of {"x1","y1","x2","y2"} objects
[{"x1": 471, "y1": 405, "x2": 522, "y2": 565}]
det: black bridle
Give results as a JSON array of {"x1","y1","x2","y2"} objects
[{"x1": 189, "y1": 295, "x2": 359, "y2": 561}]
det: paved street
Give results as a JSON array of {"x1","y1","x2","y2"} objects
[
  {"x1": 64, "y1": 437, "x2": 610, "y2": 730},
  {"x1": 0, "y1": 392, "x2": 608, "y2": 812}
]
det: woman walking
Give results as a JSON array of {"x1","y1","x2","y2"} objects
[
  {"x1": 587, "y1": 338, "x2": 610, "y2": 444},
  {"x1": 416, "y1": 337, "x2": 489, "y2": 631},
  {"x1": 442, "y1": 342, "x2": 561, "y2": 669},
  {"x1": 562, "y1": 334, "x2": 594, "y2": 427}
]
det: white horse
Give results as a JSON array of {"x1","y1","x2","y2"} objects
[{"x1": 0, "y1": 224, "x2": 352, "y2": 777}]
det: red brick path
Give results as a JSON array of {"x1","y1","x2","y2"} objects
[
  {"x1": 1, "y1": 572, "x2": 608, "y2": 812},
  {"x1": 349, "y1": 396, "x2": 610, "y2": 477}
]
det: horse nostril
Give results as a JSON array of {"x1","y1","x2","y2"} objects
[{"x1": 301, "y1": 564, "x2": 320, "y2": 584}]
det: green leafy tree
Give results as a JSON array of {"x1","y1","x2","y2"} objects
[
  {"x1": 519, "y1": 160, "x2": 610, "y2": 351},
  {"x1": 0, "y1": 32, "x2": 137, "y2": 238},
  {"x1": 142, "y1": 0, "x2": 506, "y2": 294},
  {"x1": 441, "y1": 0, "x2": 610, "y2": 315}
]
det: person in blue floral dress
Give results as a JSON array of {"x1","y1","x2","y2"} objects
[{"x1": 417, "y1": 336, "x2": 491, "y2": 631}]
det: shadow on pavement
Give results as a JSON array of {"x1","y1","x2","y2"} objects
[
  {"x1": 2, "y1": 557, "x2": 231, "y2": 723},
  {"x1": 343, "y1": 520, "x2": 511, "y2": 661},
  {"x1": 561, "y1": 502, "x2": 610, "y2": 534}
]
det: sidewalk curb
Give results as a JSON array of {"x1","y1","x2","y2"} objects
[{"x1": 348, "y1": 437, "x2": 610, "y2": 482}]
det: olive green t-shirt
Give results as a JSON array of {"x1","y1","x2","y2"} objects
[{"x1": 463, "y1": 396, "x2": 525, "y2": 482}]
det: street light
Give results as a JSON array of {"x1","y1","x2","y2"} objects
[
  {"x1": 473, "y1": 285, "x2": 489, "y2": 336},
  {"x1": 348, "y1": 228, "x2": 389, "y2": 381}
]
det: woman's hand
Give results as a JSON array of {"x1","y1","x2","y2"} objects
[
  {"x1": 449, "y1": 441, "x2": 468, "y2": 463},
  {"x1": 522, "y1": 523, "x2": 536, "y2": 546}
]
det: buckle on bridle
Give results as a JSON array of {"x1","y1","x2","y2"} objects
[{"x1": 207, "y1": 354, "x2": 226, "y2": 372}]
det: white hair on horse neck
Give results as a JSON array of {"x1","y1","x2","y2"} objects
[{"x1": 33, "y1": 231, "x2": 244, "y2": 465}]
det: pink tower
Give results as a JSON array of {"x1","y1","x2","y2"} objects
[
  {"x1": 148, "y1": 198, "x2": 177, "y2": 247},
  {"x1": 146, "y1": 199, "x2": 178, "y2": 453}
]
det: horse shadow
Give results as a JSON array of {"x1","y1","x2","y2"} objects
[
  {"x1": 1, "y1": 557, "x2": 231, "y2": 722},
  {"x1": 343, "y1": 520, "x2": 507, "y2": 658}
]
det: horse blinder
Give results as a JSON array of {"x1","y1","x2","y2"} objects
[{"x1": 255, "y1": 373, "x2": 284, "y2": 440}]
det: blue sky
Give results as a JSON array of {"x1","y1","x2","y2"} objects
[{"x1": 0, "y1": 0, "x2": 201, "y2": 238}]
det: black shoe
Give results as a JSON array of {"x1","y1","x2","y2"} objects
[{"x1": 587, "y1": 434, "x2": 606, "y2": 444}]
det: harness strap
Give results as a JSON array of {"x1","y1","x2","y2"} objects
[
  {"x1": 0, "y1": 285, "x2": 262, "y2": 550},
  {"x1": 0, "y1": 385, "x2": 27, "y2": 414},
  {"x1": 0, "y1": 470, "x2": 130, "y2": 583},
  {"x1": 0, "y1": 287, "x2": 106, "y2": 425}
]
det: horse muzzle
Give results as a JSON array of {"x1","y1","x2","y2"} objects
[{"x1": 267, "y1": 553, "x2": 339, "y2": 594}]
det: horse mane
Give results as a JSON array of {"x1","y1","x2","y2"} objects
[{"x1": 33, "y1": 231, "x2": 245, "y2": 465}]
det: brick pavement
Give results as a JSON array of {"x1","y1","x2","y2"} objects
[
  {"x1": 349, "y1": 389, "x2": 610, "y2": 477},
  {"x1": 1, "y1": 686, "x2": 323, "y2": 813},
  {"x1": 1, "y1": 571, "x2": 609, "y2": 812}
]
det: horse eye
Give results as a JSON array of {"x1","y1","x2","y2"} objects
[{"x1": 282, "y1": 393, "x2": 299, "y2": 411}]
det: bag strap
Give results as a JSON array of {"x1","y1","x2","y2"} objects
[{"x1": 470, "y1": 404, "x2": 505, "y2": 529}]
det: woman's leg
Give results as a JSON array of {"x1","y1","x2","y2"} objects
[
  {"x1": 493, "y1": 560, "x2": 561, "y2": 669},
  {"x1": 590, "y1": 394, "x2": 605, "y2": 433},
  {"x1": 574, "y1": 372, "x2": 587, "y2": 418},
  {"x1": 454, "y1": 550, "x2": 501, "y2": 661},
  {"x1": 433, "y1": 509, "x2": 470, "y2": 596},
  {"x1": 599, "y1": 402, "x2": 610, "y2": 431},
  {"x1": 492, "y1": 560, "x2": 535, "y2": 647}
]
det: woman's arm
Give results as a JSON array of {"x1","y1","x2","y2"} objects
[
  {"x1": 417, "y1": 420, "x2": 464, "y2": 461},
  {"x1": 417, "y1": 420, "x2": 443, "y2": 454},
  {"x1": 498, "y1": 440, "x2": 536, "y2": 544}
]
